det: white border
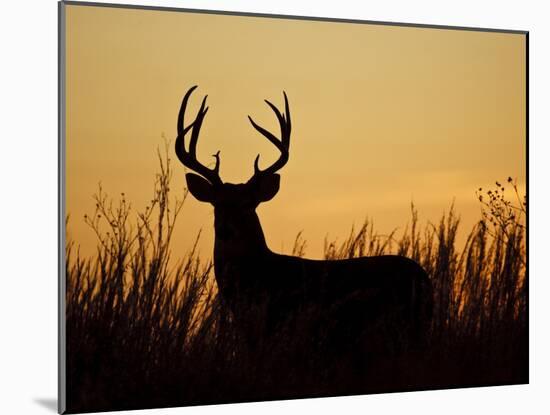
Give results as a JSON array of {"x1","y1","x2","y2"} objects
[{"x1": 1, "y1": 1, "x2": 548, "y2": 414}]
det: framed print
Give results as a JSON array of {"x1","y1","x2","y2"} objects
[{"x1": 58, "y1": 1, "x2": 528, "y2": 413}]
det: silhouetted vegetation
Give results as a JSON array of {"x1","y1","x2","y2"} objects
[{"x1": 65, "y1": 149, "x2": 527, "y2": 413}]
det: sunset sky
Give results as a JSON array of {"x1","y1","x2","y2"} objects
[{"x1": 65, "y1": 4, "x2": 526, "y2": 259}]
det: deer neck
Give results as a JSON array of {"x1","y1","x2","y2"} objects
[
  {"x1": 213, "y1": 210, "x2": 271, "y2": 304},
  {"x1": 214, "y1": 210, "x2": 269, "y2": 262}
]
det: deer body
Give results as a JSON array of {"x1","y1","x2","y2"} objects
[
  {"x1": 212, "y1": 208, "x2": 432, "y2": 352},
  {"x1": 175, "y1": 86, "x2": 433, "y2": 359}
]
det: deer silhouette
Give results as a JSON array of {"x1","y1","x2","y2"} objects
[{"x1": 175, "y1": 85, "x2": 433, "y2": 364}]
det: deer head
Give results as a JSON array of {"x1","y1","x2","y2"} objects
[{"x1": 175, "y1": 86, "x2": 291, "y2": 246}]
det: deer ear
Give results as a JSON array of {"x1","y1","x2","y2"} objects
[
  {"x1": 186, "y1": 173, "x2": 215, "y2": 203},
  {"x1": 255, "y1": 174, "x2": 280, "y2": 202}
]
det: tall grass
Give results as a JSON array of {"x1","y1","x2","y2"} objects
[{"x1": 65, "y1": 149, "x2": 526, "y2": 413}]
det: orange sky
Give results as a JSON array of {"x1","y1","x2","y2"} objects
[{"x1": 64, "y1": 4, "x2": 526, "y2": 260}]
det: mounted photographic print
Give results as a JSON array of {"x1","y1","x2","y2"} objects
[{"x1": 58, "y1": 1, "x2": 528, "y2": 413}]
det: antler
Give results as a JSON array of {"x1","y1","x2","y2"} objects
[
  {"x1": 175, "y1": 85, "x2": 222, "y2": 186},
  {"x1": 248, "y1": 92, "x2": 291, "y2": 177}
]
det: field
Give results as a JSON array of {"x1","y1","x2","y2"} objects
[{"x1": 65, "y1": 150, "x2": 527, "y2": 413}]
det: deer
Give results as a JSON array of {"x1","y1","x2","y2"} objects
[{"x1": 174, "y1": 85, "x2": 433, "y2": 369}]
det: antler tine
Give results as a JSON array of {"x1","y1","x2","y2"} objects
[
  {"x1": 177, "y1": 85, "x2": 197, "y2": 137},
  {"x1": 189, "y1": 95, "x2": 208, "y2": 157},
  {"x1": 175, "y1": 86, "x2": 222, "y2": 186},
  {"x1": 248, "y1": 115, "x2": 282, "y2": 150},
  {"x1": 283, "y1": 91, "x2": 291, "y2": 144},
  {"x1": 249, "y1": 91, "x2": 292, "y2": 177}
]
